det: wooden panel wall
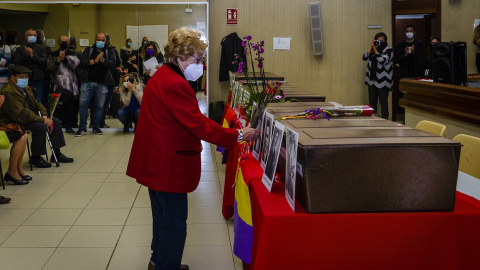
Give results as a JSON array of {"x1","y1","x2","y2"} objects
[
  {"x1": 441, "y1": 0, "x2": 480, "y2": 74},
  {"x1": 209, "y1": 0, "x2": 392, "y2": 106}
]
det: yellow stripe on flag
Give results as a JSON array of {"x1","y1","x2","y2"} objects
[{"x1": 235, "y1": 169, "x2": 253, "y2": 226}]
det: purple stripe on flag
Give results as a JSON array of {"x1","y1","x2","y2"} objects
[{"x1": 233, "y1": 200, "x2": 253, "y2": 264}]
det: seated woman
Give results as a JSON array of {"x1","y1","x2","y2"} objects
[
  {"x1": 118, "y1": 73, "x2": 143, "y2": 134},
  {"x1": 0, "y1": 94, "x2": 30, "y2": 204}
]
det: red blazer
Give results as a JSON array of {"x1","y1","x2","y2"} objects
[{"x1": 127, "y1": 64, "x2": 238, "y2": 193}]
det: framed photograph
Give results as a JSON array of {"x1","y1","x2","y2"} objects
[
  {"x1": 252, "y1": 107, "x2": 265, "y2": 161},
  {"x1": 285, "y1": 127, "x2": 299, "y2": 211},
  {"x1": 262, "y1": 120, "x2": 285, "y2": 192},
  {"x1": 260, "y1": 112, "x2": 274, "y2": 169}
]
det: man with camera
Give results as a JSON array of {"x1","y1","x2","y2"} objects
[
  {"x1": 76, "y1": 32, "x2": 116, "y2": 136},
  {"x1": 395, "y1": 25, "x2": 426, "y2": 79}
]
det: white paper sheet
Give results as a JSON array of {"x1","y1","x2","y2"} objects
[{"x1": 143, "y1": 57, "x2": 159, "y2": 76}]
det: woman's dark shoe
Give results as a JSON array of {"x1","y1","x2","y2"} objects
[
  {"x1": 4, "y1": 173, "x2": 29, "y2": 185},
  {"x1": 20, "y1": 174, "x2": 33, "y2": 181},
  {"x1": 123, "y1": 125, "x2": 129, "y2": 134}
]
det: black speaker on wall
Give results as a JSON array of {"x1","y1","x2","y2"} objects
[{"x1": 432, "y1": 41, "x2": 467, "y2": 86}]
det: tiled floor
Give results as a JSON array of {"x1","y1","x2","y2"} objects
[{"x1": 0, "y1": 93, "x2": 244, "y2": 270}]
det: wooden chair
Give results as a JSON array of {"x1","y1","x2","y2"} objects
[
  {"x1": 415, "y1": 120, "x2": 446, "y2": 137},
  {"x1": 453, "y1": 134, "x2": 480, "y2": 179}
]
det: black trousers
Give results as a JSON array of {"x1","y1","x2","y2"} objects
[
  {"x1": 149, "y1": 188, "x2": 188, "y2": 270},
  {"x1": 25, "y1": 117, "x2": 66, "y2": 156},
  {"x1": 368, "y1": 85, "x2": 390, "y2": 119},
  {"x1": 476, "y1": 53, "x2": 480, "y2": 73},
  {"x1": 54, "y1": 99, "x2": 76, "y2": 128}
]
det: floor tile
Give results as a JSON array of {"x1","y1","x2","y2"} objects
[
  {"x1": 105, "y1": 172, "x2": 135, "y2": 182},
  {"x1": 185, "y1": 224, "x2": 230, "y2": 246},
  {"x1": 2, "y1": 225, "x2": 70, "y2": 247},
  {"x1": 126, "y1": 207, "x2": 152, "y2": 225},
  {"x1": 200, "y1": 171, "x2": 218, "y2": 182},
  {"x1": 0, "y1": 225, "x2": 18, "y2": 244},
  {"x1": 30, "y1": 172, "x2": 73, "y2": 183},
  {"x1": 54, "y1": 182, "x2": 102, "y2": 195},
  {"x1": 0, "y1": 208, "x2": 36, "y2": 225},
  {"x1": 40, "y1": 194, "x2": 94, "y2": 209},
  {"x1": 117, "y1": 225, "x2": 151, "y2": 247},
  {"x1": 59, "y1": 225, "x2": 122, "y2": 247},
  {"x1": 97, "y1": 182, "x2": 140, "y2": 195},
  {"x1": 201, "y1": 162, "x2": 216, "y2": 172},
  {"x1": 107, "y1": 246, "x2": 152, "y2": 270},
  {"x1": 195, "y1": 182, "x2": 221, "y2": 193},
  {"x1": 75, "y1": 208, "x2": 130, "y2": 225},
  {"x1": 68, "y1": 172, "x2": 109, "y2": 183},
  {"x1": 183, "y1": 245, "x2": 236, "y2": 270},
  {"x1": 188, "y1": 206, "x2": 225, "y2": 224},
  {"x1": 0, "y1": 194, "x2": 50, "y2": 208},
  {"x1": 0, "y1": 247, "x2": 55, "y2": 270},
  {"x1": 23, "y1": 208, "x2": 83, "y2": 226},
  {"x1": 133, "y1": 193, "x2": 151, "y2": 208},
  {"x1": 11, "y1": 182, "x2": 63, "y2": 195},
  {"x1": 43, "y1": 247, "x2": 113, "y2": 270},
  {"x1": 188, "y1": 192, "x2": 222, "y2": 207},
  {"x1": 87, "y1": 194, "x2": 137, "y2": 208}
]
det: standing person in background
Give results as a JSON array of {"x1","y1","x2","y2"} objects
[
  {"x1": 394, "y1": 25, "x2": 426, "y2": 114},
  {"x1": 127, "y1": 27, "x2": 259, "y2": 270},
  {"x1": 362, "y1": 32, "x2": 393, "y2": 120},
  {"x1": 76, "y1": 32, "x2": 116, "y2": 136},
  {"x1": 473, "y1": 24, "x2": 480, "y2": 73},
  {"x1": 0, "y1": 28, "x2": 12, "y2": 89},
  {"x1": 47, "y1": 35, "x2": 80, "y2": 134},
  {"x1": 36, "y1": 30, "x2": 52, "y2": 111},
  {"x1": 141, "y1": 41, "x2": 164, "y2": 85},
  {"x1": 120, "y1": 38, "x2": 134, "y2": 67},
  {"x1": 5, "y1": 29, "x2": 19, "y2": 62},
  {"x1": 137, "y1": 36, "x2": 148, "y2": 77},
  {"x1": 99, "y1": 34, "x2": 121, "y2": 129},
  {"x1": 69, "y1": 36, "x2": 82, "y2": 128},
  {"x1": 424, "y1": 36, "x2": 440, "y2": 78},
  {"x1": 14, "y1": 29, "x2": 47, "y2": 106},
  {"x1": 123, "y1": 53, "x2": 139, "y2": 74}
]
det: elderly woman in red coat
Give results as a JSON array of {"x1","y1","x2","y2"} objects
[{"x1": 127, "y1": 27, "x2": 259, "y2": 270}]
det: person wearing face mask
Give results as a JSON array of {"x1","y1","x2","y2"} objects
[
  {"x1": 424, "y1": 37, "x2": 440, "y2": 78},
  {"x1": 120, "y1": 38, "x2": 134, "y2": 67},
  {"x1": 13, "y1": 29, "x2": 47, "y2": 107},
  {"x1": 118, "y1": 73, "x2": 143, "y2": 134},
  {"x1": 473, "y1": 24, "x2": 480, "y2": 73},
  {"x1": 0, "y1": 65, "x2": 73, "y2": 168},
  {"x1": 362, "y1": 32, "x2": 393, "y2": 119},
  {"x1": 141, "y1": 41, "x2": 164, "y2": 85},
  {"x1": 127, "y1": 27, "x2": 260, "y2": 270},
  {"x1": 47, "y1": 35, "x2": 81, "y2": 134},
  {"x1": 77, "y1": 32, "x2": 116, "y2": 136},
  {"x1": 394, "y1": 25, "x2": 426, "y2": 115},
  {"x1": 0, "y1": 28, "x2": 12, "y2": 90},
  {"x1": 123, "y1": 53, "x2": 139, "y2": 74},
  {"x1": 136, "y1": 37, "x2": 149, "y2": 76}
]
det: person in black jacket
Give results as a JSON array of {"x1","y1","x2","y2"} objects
[
  {"x1": 99, "y1": 34, "x2": 121, "y2": 128},
  {"x1": 76, "y1": 32, "x2": 116, "y2": 136},
  {"x1": 219, "y1": 32, "x2": 245, "y2": 81},
  {"x1": 395, "y1": 25, "x2": 426, "y2": 79}
]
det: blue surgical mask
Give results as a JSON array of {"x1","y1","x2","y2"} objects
[
  {"x1": 127, "y1": 42, "x2": 132, "y2": 47},
  {"x1": 16, "y1": 78, "x2": 28, "y2": 89},
  {"x1": 96, "y1": 41, "x2": 105, "y2": 49},
  {"x1": 27, "y1": 36, "x2": 37, "y2": 44}
]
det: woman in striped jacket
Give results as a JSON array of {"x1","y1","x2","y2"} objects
[{"x1": 362, "y1": 32, "x2": 393, "y2": 120}]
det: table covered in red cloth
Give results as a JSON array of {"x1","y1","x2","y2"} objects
[{"x1": 240, "y1": 155, "x2": 480, "y2": 270}]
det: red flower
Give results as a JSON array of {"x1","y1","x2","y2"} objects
[{"x1": 52, "y1": 93, "x2": 60, "y2": 99}]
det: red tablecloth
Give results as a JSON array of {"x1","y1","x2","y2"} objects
[{"x1": 242, "y1": 155, "x2": 480, "y2": 270}]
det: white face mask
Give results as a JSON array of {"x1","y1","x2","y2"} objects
[
  {"x1": 406, "y1": 32, "x2": 414, "y2": 39},
  {"x1": 180, "y1": 60, "x2": 204, "y2": 81},
  {"x1": 123, "y1": 82, "x2": 128, "y2": 88}
]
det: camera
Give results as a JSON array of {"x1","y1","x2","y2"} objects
[
  {"x1": 128, "y1": 75, "x2": 135, "y2": 84},
  {"x1": 373, "y1": 40, "x2": 381, "y2": 46}
]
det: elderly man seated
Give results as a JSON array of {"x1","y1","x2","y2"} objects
[{"x1": 0, "y1": 65, "x2": 73, "y2": 168}]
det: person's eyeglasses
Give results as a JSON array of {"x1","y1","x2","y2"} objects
[{"x1": 191, "y1": 56, "x2": 204, "y2": 64}]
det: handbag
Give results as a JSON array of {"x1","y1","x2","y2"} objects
[{"x1": 0, "y1": 131, "x2": 10, "y2": 149}]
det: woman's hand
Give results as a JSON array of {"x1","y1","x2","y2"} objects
[
  {"x1": 145, "y1": 69, "x2": 151, "y2": 76},
  {"x1": 127, "y1": 81, "x2": 135, "y2": 91},
  {"x1": 241, "y1": 124, "x2": 260, "y2": 142}
]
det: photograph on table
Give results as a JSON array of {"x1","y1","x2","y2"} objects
[
  {"x1": 262, "y1": 120, "x2": 285, "y2": 192},
  {"x1": 252, "y1": 107, "x2": 265, "y2": 161},
  {"x1": 260, "y1": 112, "x2": 274, "y2": 169},
  {"x1": 285, "y1": 126, "x2": 299, "y2": 211}
]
